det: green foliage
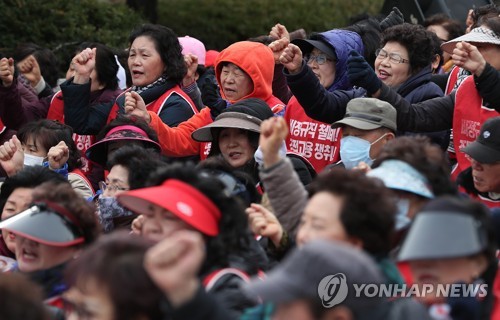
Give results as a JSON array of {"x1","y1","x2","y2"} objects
[
  {"x1": 0, "y1": 0, "x2": 385, "y2": 76},
  {"x1": 0, "y1": 0, "x2": 144, "y2": 75},
  {"x1": 157, "y1": 0, "x2": 385, "y2": 50}
]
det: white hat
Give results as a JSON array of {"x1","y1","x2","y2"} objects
[
  {"x1": 441, "y1": 27, "x2": 500, "y2": 54},
  {"x1": 367, "y1": 160, "x2": 434, "y2": 199}
]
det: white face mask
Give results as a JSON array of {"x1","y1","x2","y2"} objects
[{"x1": 23, "y1": 153, "x2": 45, "y2": 167}]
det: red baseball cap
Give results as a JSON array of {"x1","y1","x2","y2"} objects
[{"x1": 117, "y1": 179, "x2": 221, "y2": 236}]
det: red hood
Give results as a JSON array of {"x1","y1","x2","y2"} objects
[{"x1": 215, "y1": 41, "x2": 275, "y2": 104}]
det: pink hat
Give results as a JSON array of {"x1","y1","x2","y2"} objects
[
  {"x1": 86, "y1": 125, "x2": 161, "y2": 166},
  {"x1": 178, "y1": 36, "x2": 206, "y2": 66}
]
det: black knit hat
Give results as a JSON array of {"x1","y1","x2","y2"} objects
[
  {"x1": 191, "y1": 98, "x2": 274, "y2": 142},
  {"x1": 223, "y1": 98, "x2": 274, "y2": 121}
]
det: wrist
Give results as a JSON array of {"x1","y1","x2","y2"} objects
[
  {"x1": 475, "y1": 61, "x2": 486, "y2": 77},
  {"x1": 166, "y1": 278, "x2": 200, "y2": 308},
  {"x1": 263, "y1": 153, "x2": 281, "y2": 168},
  {"x1": 1, "y1": 80, "x2": 13, "y2": 87},
  {"x1": 270, "y1": 228, "x2": 284, "y2": 247},
  {"x1": 370, "y1": 88, "x2": 382, "y2": 98},
  {"x1": 33, "y1": 77, "x2": 46, "y2": 94},
  {"x1": 287, "y1": 65, "x2": 302, "y2": 75},
  {"x1": 182, "y1": 78, "x2": 196, "y2": 88},
  {"x1": 44, "y1": 161, "x2": 68, "y2": 172},
  {"x1": 73, "y1": 74, "x2": 91, "y2": 84}
]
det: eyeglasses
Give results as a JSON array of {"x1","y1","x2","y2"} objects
[
  {"x1": 375, "y1": 48, "x2": 409, "y2": 64},
  {"x1": 305, "y1": 53, "x2": 333, "y2": 65},
  {"x1": 99, "y1": 181, "x2": 129, "y2": 193}
]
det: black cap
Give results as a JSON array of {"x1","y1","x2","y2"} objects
[
  {"x1": 292, "y1": 39, "x2": 337, "y2": 60},
  {"x1": 461, "y1": 117, "x2": 500, "y2": 164},
  {"x1": 224, "y1": 98, "x2": 274, "y2": 121}
]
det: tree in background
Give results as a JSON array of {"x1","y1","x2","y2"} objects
[
  {"x1": 126, "y1": 0, "x2": 158, "y2": 23},
  {"x1": 0, "y1": 0, "x2": 385, "y2": 76},
  {"x1": 156, "y1": 0, "x2": 384, "y2": 50},
  {"x1": 0, "y1": 0, "x2": 143, "y2": 77}
]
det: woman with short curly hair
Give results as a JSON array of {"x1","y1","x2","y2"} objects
[{"x1": 117, "y1": 163, "x2": 260, "y2": 318}]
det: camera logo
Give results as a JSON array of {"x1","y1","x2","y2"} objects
[{"x1": 317, "y1": 273, "x2": 348, "y2": 308}]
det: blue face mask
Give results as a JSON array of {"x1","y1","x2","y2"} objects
[
  {"x1": 395, "y1": 198, "x2": 411, "y2": 230},
  {"x1": 340, "y1": 134, "x2": 387, "y2": 170},
  {"x1": 340, "y1": 134, "x2": 385, "y2": 169},
  {"x1": 340, "y1": 136, "x2": 372, "y2": 169}
]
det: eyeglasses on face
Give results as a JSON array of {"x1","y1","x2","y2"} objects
[
  {"x1": 375, "y1": 48, "x2": 409, "y2": 64},
  {"x1": 98, "y1": 181, "x2": 129, "y2": 193},
  {"x1": 305, "y1": 53, "x2": 333, "y2": 65}
]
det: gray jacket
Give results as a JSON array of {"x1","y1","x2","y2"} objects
[{"x1": 259, "y1": 158, "x2": 307, "y2": 239}]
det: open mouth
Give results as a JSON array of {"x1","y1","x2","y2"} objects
[
  {"x1": 377, "y1": 69, "x2": 390, "y2": 80},
  {"x1": 224, "y1": 87, "x2": 236, "y2": 95},
  {"x1": 21, "y1": 248, "x2": 38, "y2": 261},
  {"x1": 228, "y1": 151, "x2": 242, "y2": 160},
  {"x1": 132, "y1": 70, "x2": 144, "y2": 77}
]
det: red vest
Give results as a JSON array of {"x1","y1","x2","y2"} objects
[
  {"x1": 445, "y1": 66, "x2": 461, "y2": 95},
  {"x1": 0, "y1": 120, "x2": 6, "y2": 136},
  {"x1": 284, "y1": 97, "x2": 341, "y2": 173},
  {"x1": 46, "y1": 91, "x2": 95, "y2": 174},
  {"x1": 107, "y1": 85, "x2": 197, "y2": 123},
  {"x1": 266, "y1": 96, "x2": 286, "y2": 114},
  {"x1": 452, "y1": 76, "x2": 500, "y2": 180}
]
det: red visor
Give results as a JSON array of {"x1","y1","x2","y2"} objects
[{"x1": 117, "y1": 179, "x2": 221, "y2": 236}]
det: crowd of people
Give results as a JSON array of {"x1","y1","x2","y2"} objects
[{"x1": 0, "y1": 3, "x2": 500, "y2": 320}]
